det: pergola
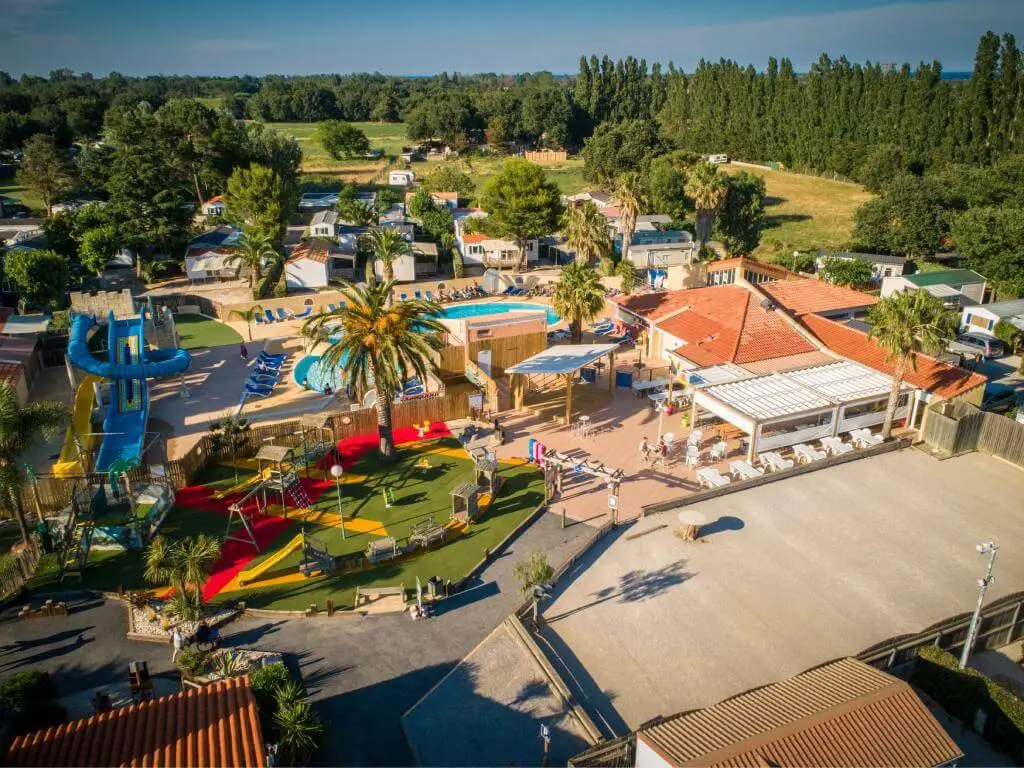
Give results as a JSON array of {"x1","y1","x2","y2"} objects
[
  {"x1": 691, "y1": 360, "x2": 913, "y2": 460},
  {"x1": 507, "y1": 344, "x2": 620, "y2": 424}
]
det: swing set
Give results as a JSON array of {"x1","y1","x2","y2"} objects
[{"x1": 226, "y1": 481, "x2": 269, "y2": 552}]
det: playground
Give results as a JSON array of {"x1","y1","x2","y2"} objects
[{"x1": 30, "y1": 423, "x2": 546, "y2": 611}]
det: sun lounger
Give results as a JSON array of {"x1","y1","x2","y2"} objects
[
  {"x1": 696, "y1": 467, "x2": 731, "y2": 489},
  {"x1": 292, "y1": 306, "x2": 313, "y2": 319},
  {"x1": 263, "y1": 309, "x2": 277, "y2": 324},
  {"x1": 758, "y1": 451, "x2": 794, "y2": 472},
  {"x1": 244, "y1": 382, "x2": 274, "y2": 398},
  {"x1": 793, "y1": 443, "x2": 826, "y2": 463},
  {"x1": 327, "y1": 303, "x2": 338, "y2": 312},
  {"x1": 849, "y1": 428, "x2": 883, "y2": 448},
  {"x1": 258, "y1": 351, "x2": 286, "y2": 362},
  {"x1": 275, "y1": 308, "x2": 289, "y2": 321},
  {"x1": 414, "y1": 291, "x2": 423, "y2": 300},
  {"x1": 819, "y1": 436, "x2": 853, "y2": 456},
  {"x1": 729, "y1": 460, "x2": 764, "y2": 480},
  {"x1": 254, "y1": 313, "x2": 264, "y2": 324},
  {"x1": 399, "y1": 293, "x2": 408, "y2": 301},
  {"x1": 425, "y1": 290, "x2": 435, "y2": 301}
]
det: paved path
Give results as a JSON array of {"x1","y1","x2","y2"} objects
[{"x1": 1, "y1": 510, "x2": 591, "y2": 766}]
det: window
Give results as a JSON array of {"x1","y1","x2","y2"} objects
[
  {"x1": 842, "y1": 398, "x2": 887, "y2": 420},
  {"x1": 969, "y1": 314, "x2": 989, "y2": 330},
  {"x1": 467, "y1": 245, "x2": 484, "y2": 256},
  {"x1": 708, "y1": 269, "x2": 735, "y2": 286},
  {"x1": 760, "y1": 411, "x2": 833, "y2": 439}
]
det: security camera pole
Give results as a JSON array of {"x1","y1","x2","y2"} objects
[{"x1": 960, "y1": 541, "x2": 999, "y2": 669}]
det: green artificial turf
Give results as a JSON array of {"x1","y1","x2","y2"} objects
[
  {"x1": 222, "y1": 438, "x2": 545, "y2": 610},
  {"x1": 173, "y1": 314, "x2": 243, "y2": 349}
]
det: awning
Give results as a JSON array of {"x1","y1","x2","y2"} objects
[
  {"x1": 923, "y1": 284, "x2": 961, "y2": 298},
  {"x1": 187, "y1": 252, "x2": 231, "y2": 277},
  {"x1": 506, "y1": 344, "x2": 620, "y2": 376},
  {"x1": 0, "y1": 314, "x2": 50, "y2": 335}
]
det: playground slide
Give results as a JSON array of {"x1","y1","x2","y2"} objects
[
  {"x1": 211, "y1": 468, "x2": 273, "y2": 500},
  {"x1": 67, "y1": 309, "x2": 191, "y2": 473},
  {"x1": 52, "y1": 374, "x2": 100, "y2": 478},
  {"x1": 237, "y1": 533, "x2": 304, "y2": 585}
]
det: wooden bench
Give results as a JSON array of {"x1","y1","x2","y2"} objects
[
  {"x1": 365, "y1": 536, "x2": 399, "y2": 564},
  {"x1": 354, "y1": 584, "x2": 406, "y2": 607},
  {"x1": 410, "y1": 518, "x2": 447, "y2": 549}
]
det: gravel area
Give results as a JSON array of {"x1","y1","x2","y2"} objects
[{"x1": 129, "y1": 603, "x2": 237, "y2": 640}]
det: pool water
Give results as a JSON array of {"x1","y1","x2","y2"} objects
[
  {"x1": 293, "y1": 355, "x2": 346, "y2": 393},
  {"x1": 438, "y1": 302, "x2": 560, "y2": 326}
]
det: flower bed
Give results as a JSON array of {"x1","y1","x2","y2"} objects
[{"x1": 127, "y1": 601, "x2": 238, "y2": 643}]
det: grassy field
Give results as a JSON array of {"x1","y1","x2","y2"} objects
[
  {"x1": 270, "y1": 121, "x2": 408, "y2": 172},
  {"x1": 722, "y1": 164, "x2": 872, "y2": 258},
  {"x1": 174, "y1": 314, "x2": 243, "y2": 349},
  {"x1": 0, "y1": 177, "x2": 43, "y2": 214}
]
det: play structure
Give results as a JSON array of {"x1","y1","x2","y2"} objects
[
  {"x1": 450, "y1": 482, "x2": 481, "y2": 524},
  {"x1": 237, "y1": 528, "x2": 334, "y2": 585},
  {"x1": 65, "y1": 307, "x2": 191, "y2": 473},
  {"x1": 89, "y1": 469, "x2": 176, "y2": 550}
]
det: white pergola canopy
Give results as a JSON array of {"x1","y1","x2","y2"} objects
[{"x1": 506, "y1": 344, "x2": 620, "y2": 376}]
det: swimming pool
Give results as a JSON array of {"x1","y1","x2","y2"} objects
[
  {"x1": 438, "y1": 302, "x2": 561, "y2": 326},
  {"x1": 293, "y1": 355, "x2": 346, "y2": 393}
]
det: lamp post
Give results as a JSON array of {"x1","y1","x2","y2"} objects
[
  {"x1": 959, "y1": 541, "x2": 998, "y2": 669},
  {"x1": 330, "y1": 464, "x2": 346, "y2": 539}
]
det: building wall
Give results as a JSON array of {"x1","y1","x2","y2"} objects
[
  {"x1": 635, "y1": 738, "x2": 672, "y2": 768},
  {"x1": 284, "y1": 259, "x2": 329, "y2": 289},
  {"x1": 310, "y1": 223, "x2": 334, "y2": 238},
  {"x1": 376, "y1": 254, "x2": 417, "y2": 282},
  {"x1": 960, "y1": 306, "x2": 1000, "y2": 335}
]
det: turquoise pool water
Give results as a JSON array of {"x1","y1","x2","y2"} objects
[
  {"x1": 439, "y1": 302, "x2": 560, "y2": 326},
  {"x1": 293, "y1": 355, "x2": 346, "y2": 393}
]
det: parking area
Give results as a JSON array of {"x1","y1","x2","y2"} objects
[{"x1": 538, "y1": 448, "x2": 1024, "y2": 733}]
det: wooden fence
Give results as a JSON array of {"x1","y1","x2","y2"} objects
[
  {"x1": 923, "y1": 400, "x2": 1024, "y2": 468},
  {"x1": 18, "y1": 393, "x2": 474, "y2": 516},
  {"x1": 0, "y1": 540, "x2": 40, "y2": 600},
  {"x1": 524, "y1": 150, "x2": 568, "y2": 164}
]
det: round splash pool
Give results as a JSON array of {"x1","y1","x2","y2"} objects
[
  {"x1": 293, "y1": 355, "x2": 345, "y2": 393},
  {"x1": 438, "y1": 301, "x2": 560, "y2": 326}
]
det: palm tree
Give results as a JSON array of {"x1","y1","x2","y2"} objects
[
  {"x1": 0, "y1": 383, "x2": 68, "y2": 544},
  {"x1": 339, "y1": 200, "x2": 377, "y2": 228},
  {"x1": 685, "y1": 162, "x2": 729, "y2": 248},
  {"x1": 362, "y1": 228, "x2": 411, "y2": 287},
  {"x1": 228, "y1": 305, "x2": 263, "y2": 341},
  {"x1": 144, "y1": 534, "x2": 222, "y2": 620},
  {"x1": 302, "y1": 280, "x2": 445, "y2": 460},
  {"x1": 867, "y1": 289, "x2": 956, "y2": 438},
  {"x1": 225, "y1": 231, "x2": 278, "y2": 288},
  {"x1": 615, "y1": 172, "x2": 649, "y2": 264},
  {"x1": 562, "y1": 200, "x2": 611, "y2": 266},
  {"x1": 552, "y1": 261, "x2": 606, "y2": 343}
]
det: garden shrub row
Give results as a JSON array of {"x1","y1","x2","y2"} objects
[{"x1": 912, "y1": 646, "x2": 1024, "y2": 761}]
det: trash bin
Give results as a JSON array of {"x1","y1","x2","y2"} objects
[{"x1": 427, "y1": 576, "x2": 443, "y2": 599}]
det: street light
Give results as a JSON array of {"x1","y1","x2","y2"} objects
[
  {"x1": 330, "y1": 464, "x2": 346, "y2": 539},
  {"x1": 959, "y1": 541, "x2": 998, "y2": 669}
]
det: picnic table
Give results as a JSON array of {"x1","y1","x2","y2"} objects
[
  {"x1": 820, "y1": 437, "x2": 854, "y2": 456},
  {"x1": 365, "y1": 537, "x2": 400, "y2": 564},
  {"x1": 648, "y1": 390, "x2": 688, "y2": 407},
  {"x1": 729, "y1": 460, "x2": 765, "y2": 480},
  {"x1": 631, "y1": 378, "x2": 670, "y2": 396},
  {"x1": 793, "y1": 443, "x2": 826, "y2": 463},
  {"x1": 696, "y1": 467, "x2": 731, "y2": 489},
  {"x1": 758, "y1": 451, "x2": 794, "y2": 472},
  {"x1": 848, "y1": 428, "x2": 883, "y2": 448}
]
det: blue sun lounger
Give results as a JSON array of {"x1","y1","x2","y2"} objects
[
  {"x1": 244, "y1": 382, "x2": 275, "y2": 398},
  {"x1": 254, "y1": 313, "x2": 265, "y2": 324},
  {"x1": 263, "y1": 309, "x2": 277, "y2": 324},
  {"x1": 276, "y1": 308, "x2": 290, "y2": 321},
  {"x1": 292, "y1": 306, "x2": 313, "y2": 319}
]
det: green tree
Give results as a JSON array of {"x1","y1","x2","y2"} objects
[
  {"x1": 949, "y1": 206, "x2": 1024, "y2": 299},
  {"x1": 0, "y1": 670, "x2": 66, "y2": 737},
  {"x1": 615, "y1": 172, "x2": 649, "y2": 262},
  {"x1": 225, "y1": 163, "x2": 288, "y2": 244},
  {"x1": 225, "y1": 231, "x2": 279, "y2": 288},
  {"x1": 302, "y1": 281, "x2": 445, "y2": 460},
  {"x1": 858, "y1": 144, "x2": 914, "y2": 194},
  {"x1": 0, "y1": 383, "x2": 68, "y2": 544},
  {"x1": 41, "y1": 212, "x2": 77, "y2": 258},
  {"x1": 4, "y1": 249, "x2": 69, "y2": 310},
  {"x1": 479, "y1": 158, "x2": 563, "y2": 271},
  {"x1": 561, "y1": 200, "x2": 611, "y2": 266},
  {"x1": 582, "y1": 119, "x2": 667, "y2": 182},
  {"x1": 648, "y1": 153, "x2": 691, "y2": 221},
  {"x1": 337, "y1": 199, "x2": 377, "y2": 228},
  {"x1": 685, "y1": 162, "x2": 729, "y2": 247},
  {"x1": 375, "y1": 187, "x2": 400, "y2": 211},
  {"x1": 315, "y1": 120, "x2": 370, "y2": 160},
  {"x1": 993, "y1": 320, "x2": 1022, "y2": 352},
  {"x1": 423, "y1": 166, "x2": 474, "y2": 198},
  {"x1": 143, "y1": 535, "x2": 222, "y2": 621},
  {"x1": 155, "y1": 98, "x2": 243, "y2": 205},
  {"x1": 514, "y1": 548, "x2": 555, "y2": 624},
  {"x1": 407, "y1": 188, "x2": 435, "y2": 220},
  {"x1": 228, "y1": 305, "x2": 264, "y2": 341},
  {"x1": 363, "y1": 228, "x2": 410, "y2": 285},
  {"x1": 867, "y1": 289, "x2": 955, "y2": 438},
  {"x1": 552, "y1": 260, "x2": 606, "y2": 343},
  {"x1": 715, "y1": 171, "x2": 766, "y2": 257},
  {"x1": 819, "y1": 255, "x2": 874, "y2": 286},
  {"x1": 617, "y1": 259, "x2": 640, "y2": 295},
  {"x1": 18, "y1": 134, "x2": 74, "y2": 216},
  {"x1": 78, "y1": 225, "x2": 120, "y2": 276},
  {"x1": 852, "y1": 174, "x2": 944, "y2": 258},
  {"x1": 274, "y1": 692, "x2": 325, "y2": 765}
]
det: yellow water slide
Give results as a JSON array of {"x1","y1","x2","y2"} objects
[
  {"x1": 211, "y1": 467, "x2": 274, "y2": 500},
  {"x1": 237, "y1": 533, "x2": 304, "y2": 586},
  {"x1": 52, "y1": 375, "x2": 100, "y2": 478}
]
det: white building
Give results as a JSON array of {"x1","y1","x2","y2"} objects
[
  {"x1": 284, "y1": 240, "x2": 356, "y2": 289},
  {"x1": 309, "y1": 210, "x2": 338, "y2": 238},
  {"x1": 389, "y1": 169, "x2": 416, "y2": 186},
  {"x1": 816, "y1": 250, "x2": 906, "y2": 281},
  {"x1": 961, "y1": 298, "x2": 1024, "y2": 337},
  {"x1": 881, "y1": 269, "x2": 987, "y2": 308},
  {"x1": 374, "y1": 241, "x2": 439, "y2": 282},
  {"x1": 201, "y1": 196, "x2": 225, "y2": 217},
  {"x1": 454, "y1": 210, "x2": 538, "y2": 268}
]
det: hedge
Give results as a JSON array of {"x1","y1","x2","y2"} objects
[{"x1": 913, "y1": 646, "x2": 1024, "y2": 761}]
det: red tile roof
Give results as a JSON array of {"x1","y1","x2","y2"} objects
[
  {"x1": 461, "y1": 233, "x2": 490, "y2": 244},
  {"x1": 705, "y1": 257, "x2": 800, "y2": 281},
  {"x1": 204, "y1": 195, "x2": 223, "y2": 204},
  {"x1": 5, "y1": 677, "x2": 265, "y2": 768},
  {"x1": 288, "y1": 241, "x2": 332, "y2": 265},
  {"x1": 802, "y1": 313, "x2": 987, "y2": 399},
  {"x1": 647, "y1": 285, "x2": 817, "y2": 367},
  {"x1": 760, "y1": 279, "x2": 878, "y2": 316},
  {"x1": 0, "y1": 362, "x2": 24, "y2": 386}
]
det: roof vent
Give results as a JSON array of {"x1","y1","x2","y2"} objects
[{"x1": 760, "y1": 299, "x2": 777, "y2": 311}]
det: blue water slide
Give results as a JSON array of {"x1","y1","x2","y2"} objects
[{"x1": 67, "y1": 309, "x2": 191, "y2": 472}]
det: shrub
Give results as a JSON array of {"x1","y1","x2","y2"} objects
[
  {"x1": 364, "y1": 258, "x2": 375, "y2": 284},
  {"x1": 48, "y1": 311, "x2": 70, "y2": 331},
  {"x1": 994, "y1": 320, "x2": 1022, "y2": 352},
  {"x1": 452, "y1": 248, "x2": 464, "y2": 279},
  {"x1": 275, "y1": 699, "x2": 325, "y2": 765},
  {"x1": 598, "y1": 256, "x2": 616, "y2": 277},
  {"x1": 913, "y1": 646, "x2": 1024, "y2": 761},
  {"x1": 175, "y1": 646, "x2": 210, "y2": 678},
  {"x1": 0, "y1": 670, "x2": 67, "y2": 736},
  {"x1": 273, "y1": 274, "x2": 288, "y2": 298},
  {"x1": 250, "y1": 662, "x2": 291, "y2": 739}
]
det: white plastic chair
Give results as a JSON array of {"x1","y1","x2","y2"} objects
[
  {"x1": 685, "y1": 445, "x2": 700, "y2": 468},
  {"x1": 687, "y1": 429, "x2": 703, "y2": 447},
  {"x1": 710, "y1": 441, "x2": 728, "y2": 461}
]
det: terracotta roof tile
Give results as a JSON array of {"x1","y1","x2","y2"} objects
[
  {"x1": 705, "y1": 257, "x2": 800, "y2": 280},
  {"x1": 5, "y1": 677, "x2": 265, "y2": 768},
  {"x1": 461, "y1": 233, "x2": 490, "y2": 244},
  {"x1": 760, "y1": 279, "x2": 878, "y2": 316},
  {"x1": 638, "y1": 658, "x2": 962, "y2": 768},
  {"x1": 631, "y1": 286, "x2": 817, "y2": 367},
  {"x1": 802, "y1": 313, "x2": 987, "y2": 399},
  {"x1": 288, "y1": 241, "x2": 332, "y2": 265}
]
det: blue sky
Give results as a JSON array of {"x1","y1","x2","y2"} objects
[{"x1": 1, "y1": 0, "x2": 1022, "y2": 76}]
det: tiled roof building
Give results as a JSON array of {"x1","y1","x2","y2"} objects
[{"x1": 5, "y1": 677, "x2": 265, "y2": 768}]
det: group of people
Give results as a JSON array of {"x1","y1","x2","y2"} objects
[
  {"x1": 639, "y1": 435, "x2": 669, "y2": 466},
  {"x1": 170, "y1": 621, "x2": 221, "y2": 663},
  {"x1": 436, "y1": 282, "x2": 486, "y2": 302}
]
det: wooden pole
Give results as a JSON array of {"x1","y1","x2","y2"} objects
[
  {"x1": 608, "y1": 351, "x2": 615, "y2": 394},
  {"x1": 564, "y1": 374, "x2": 573, "y2": 425}
]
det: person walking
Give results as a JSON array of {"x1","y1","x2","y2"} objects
[
  {"x1": 239, "y1": 342, "x2": 249, "y2": 362},
  {"x1": 171, "y1": 629, "x2": 183, "y2": 663},
  {"x1": 639, "y1": 437, "x2": 651, "y2": 465}
]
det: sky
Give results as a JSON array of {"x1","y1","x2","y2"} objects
[{"x1": 0, "y1": 0, "x2": 1022, "y2": 77}]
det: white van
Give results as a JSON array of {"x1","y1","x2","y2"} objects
[{"x1": 708, "y1": 154, "x2": 730, "y2": 164}]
